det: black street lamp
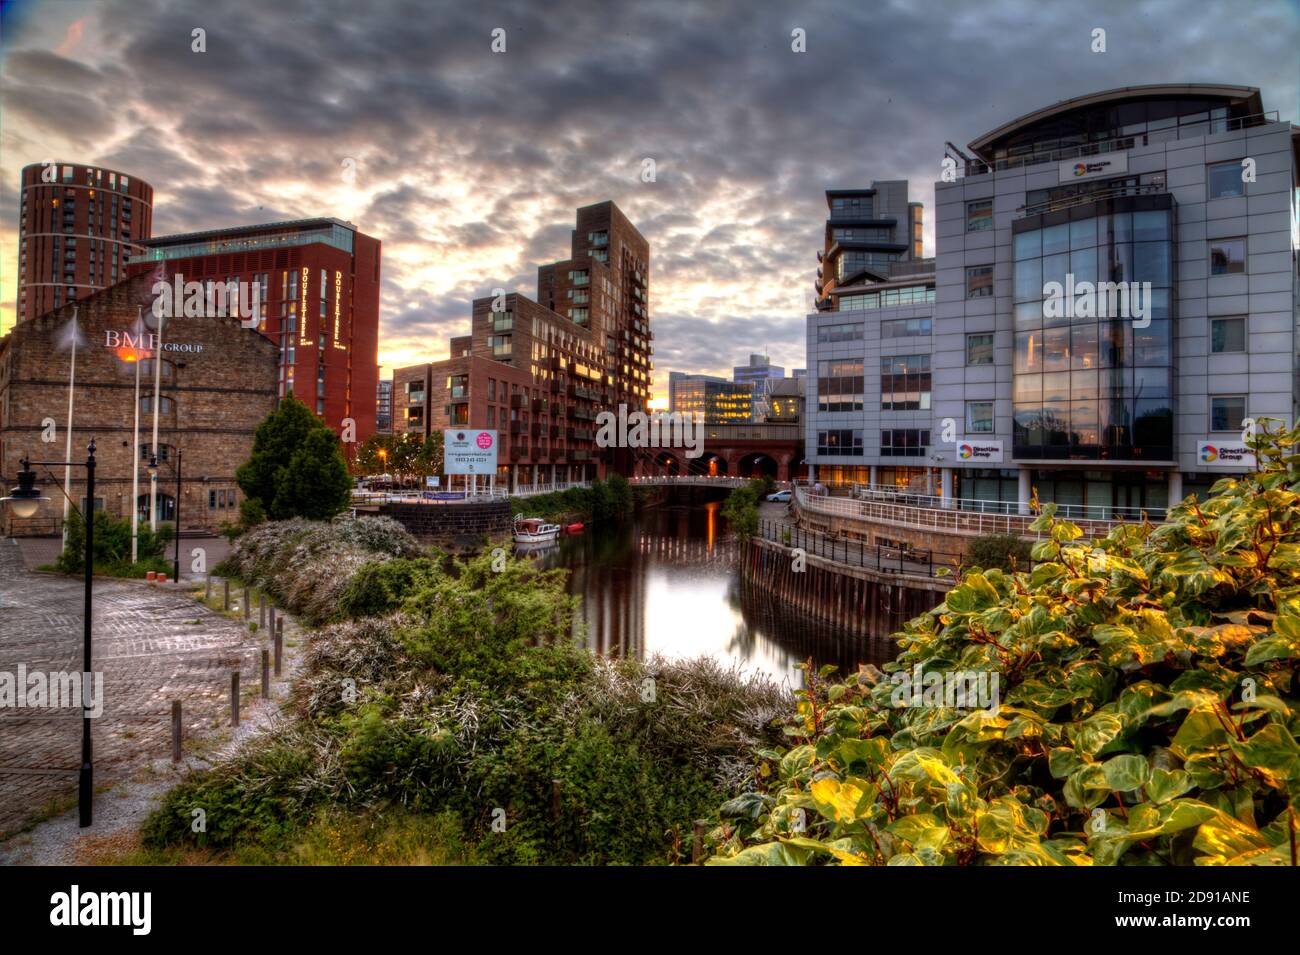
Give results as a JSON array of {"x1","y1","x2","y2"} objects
[{"x1": 2, "y1": 441, "x2": 97, "y2": 826}]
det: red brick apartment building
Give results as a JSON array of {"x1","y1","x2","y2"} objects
[
  {"x1": 394, "y1": 201, "x2": 652, "y2": 488},
  {"x1": 128, "y1": 218, "x2": 381, "y2": 444},
  {"x1": 15, "y1": 162, "x2": 154, "y2": 324}
]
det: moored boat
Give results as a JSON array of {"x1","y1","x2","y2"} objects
[{"x1": 513, "y1": 515, "x2": 562, "y2": 544}]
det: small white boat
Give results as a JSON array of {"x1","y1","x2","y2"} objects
[{"x1": 513, "y1": 515, "x2": 562, "y2": 544}]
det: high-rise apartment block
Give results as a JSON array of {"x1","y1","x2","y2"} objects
[
  {"x1": 393, "y1": 201, "x2": 651, "y2": 487},
  {"x1": 16, "y1": 162, "x2": 153, "y2": 323}
]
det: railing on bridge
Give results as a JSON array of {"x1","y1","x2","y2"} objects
[
  {"x1": 352, "y1": 480, "x2": 592, "y2": 506},
  {"x1": 628, "y1": 475, "x2": 752, "y2": 488},
  {"x1": 794, "y1": 484, "x2": 1144, "y2": 538},
  {"x1": 847, "y1": 483, "x2": 1168, "y2": 524}
]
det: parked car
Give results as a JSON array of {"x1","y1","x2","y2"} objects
[{"x1": 766, "y1": 489, "x2": 792, "y2": 503}]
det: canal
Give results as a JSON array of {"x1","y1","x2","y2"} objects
[{"x1": 524, "y1": 501, "x2": 905, "y2": 687}]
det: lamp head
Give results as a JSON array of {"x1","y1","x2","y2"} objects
[{"x1": 2, "y1": 460, "x2": 48, "y2": 519}]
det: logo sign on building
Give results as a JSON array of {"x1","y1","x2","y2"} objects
[
  {"x1": 957, "y1": 440, "x2": 1004, "y2": 463},
  {"x1": 1197, "y1": 441, "x2": 1256, "y2": 469},
  {"x1": 1058, "y1": 152, "x2": 1128, "y2": 183},
  {"x1": 444, "y1": 430, "x2": 498, "y2": 474}
]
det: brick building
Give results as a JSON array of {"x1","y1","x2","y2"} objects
[
  {"x1": 128, "y1": 217, "x2": 381, "y2": 447},
  {"x1": 0, "y1": 271, "x2": 279, "y2": 537},
  {"x1": 15, "y1": 162, "x2": 154, "y2": 324},
  {"x1": 394, "y1": 201, "x2": 651, "y2": 488}
]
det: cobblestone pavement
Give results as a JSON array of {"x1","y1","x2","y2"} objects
[
  {"x1": 15, "y1": 534, "x2": 234, "y2": 578},
  {"x1": 0, "y1": 537, "x2": 271, "y2": 841}
]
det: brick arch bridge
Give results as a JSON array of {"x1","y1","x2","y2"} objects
[{"x1": 627, "y1": 423, "x2": 804, "y2": 482}]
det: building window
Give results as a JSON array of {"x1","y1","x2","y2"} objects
[
  {"x1": 1210, "y1": 317, "x2": 1247, "y2": 353},
  {"x1": 966, "y1": 266, "x2": 994, "y2": 298},
  {"x1": 209, "y1": 489, "x2": 234, "y2": 509},
  {"x1": 489, "y1": 335, "x2": 512, "y2": 358},
  {"x1": 837, "y1": 286, "x2": 934, "y2": 311},
  {"x1": 966, "y1": 333, "x2": 994, "y2": 366},
  {"x1": 488, "y1": 378, "x2": 497, "y2": 401},
  {"x1": 1208, "y1": 238, "x2": 1246, "y2": 275},
  {"x1": 487, "y1": 406, "x2": 496, "y2": 428},
  {"x1": 879, "y1": 355, "x2": 931, "y2": 411},
  {"x1": 966, "y1": 199, "x2": 993, "y2": 232},
  {"x1": 816, "y1": 360, "x2": 864, "y2": 413},
  {"x1": 492, "y1": 310, "x2": 513, "y2": 332},
  {"x1": 966, "y1": 401, "x2": 994, "y2": 434},
  {"x1": 881, "y1": 317, "x2": 931, "y2": 338},
  {"x1": 406, "y1": 381, "x2": 425, "y2": 402},
  {"x1": 881, "y1": 429, "x2": 930, "y2": 457},
  {"x1": 1210, "y1": 396, "x2": 1246, "y2": 433},
  {"x1": 816, "y1": 429, "x2": 863, "y2": 456},
  {"x1": 568, "y1": 270, "x2": 589, "y2": 286},
  {"x1": 817, "y1": 323, "x2": 863, "y2": 343},
  {"x1": 1206, "y1": 161, "x2": 1245, "y2": 200},
  {"x1": 447, "y1": 374, "x2": 468, "y2": 399},
  {"x1": 140, "y1": 394, "x2": 174, "y2": 414},
  {"x1": 141, "y1": 443, "x2": 173, "y2": 463}
]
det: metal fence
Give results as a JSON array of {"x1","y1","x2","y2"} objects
[
  {"x1": 847, "y1": 483, "x2": 1167, "y2": 524},
  {"x1": 756, "y1": 518, "x2": 970, "y2": 580}
]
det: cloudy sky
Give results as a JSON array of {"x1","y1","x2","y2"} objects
[{"x1": 2, "y1": 0, "x2": 1296, "y2": 400}]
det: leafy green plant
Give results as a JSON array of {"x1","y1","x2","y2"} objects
[
  {"x1": 721, "y1": 481, "x2": 763, "y2": 541},
  {"x1": 709, "y1": 422, "x2": 1300, "y2": 866},
  {"x1": 236, "y1": 394, "x2": 352, "y2": 521},
  {"x1": 55, "y1": 509, "x2": 172, "y2": 575}
]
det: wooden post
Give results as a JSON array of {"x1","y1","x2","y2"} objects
[
  {"x1": 204, "y1": 575, "x2": 211, "y2": 603},
  {"x1": 274, "y1": 618, "x2": 284, "y2": 676},
  {"x1": 171, "y1": 700, "x2": 182, "y2": 763},
  {"x1": 242, "y1": 586, "x2": 250, "y2": 620},
  {"x1": 259, "y1": 593, "x2": 266, "y2": 630},
  {"x1": 230, "y1": 671, "x2": 240, "y2": 726},
  {"x1": 551, "y1": 779, "x2": 562, "y2": 821},
  {"x1": 261, "y1": 649, "x2": 270, "y2": 699},
  {"x1": 222, "y1": 578, "x2": 230, "y2": 611},
  {"x1": 268, "y1": 604, "x2": 276, "y2": 636},
  {"x1": 693, "y1": 820, "x2": 707, "y2": 864}
]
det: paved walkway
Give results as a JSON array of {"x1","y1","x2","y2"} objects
[
  {"x1": 0, "y1": 537, "x2": 271, "y2": 843},
  {"x1": 14, "y1": 534, "x2": 234, "y2": 578}
]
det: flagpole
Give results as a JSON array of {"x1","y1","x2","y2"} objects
[
  {"x1": 131, "y1": 308, "x2": 143, "y2": 563},
  {"x1": 62, "y1": 308, "x2": 78, "y2": 547},
  {"x1": 149, "y1": 308, "x2": 165, "y2": 532}
]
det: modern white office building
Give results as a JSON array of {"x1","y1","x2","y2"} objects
[{"x1": 806, "y1": 84, "x2": 1300, "y2": 518}]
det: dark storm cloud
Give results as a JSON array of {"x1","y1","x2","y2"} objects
[{"x1": 2, "y1": 0, "x2": 1295, "y2": 377}]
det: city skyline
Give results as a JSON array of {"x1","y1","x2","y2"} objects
[{"x1": 2, "y1": 0, "x2": 1296, "y2": 401}]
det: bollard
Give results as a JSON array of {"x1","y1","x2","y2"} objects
[
  {"x1": 693, "y1": 820, "x2": 707, "y2": 864},
  {"x1": 274, "y1": 618, "x2": 283, "y2": 677},
  {"x1": 171, "y1": 700, "x2": 182, "y2": 763},
  {"x1": 261, "y1": 649, "x2": 270, "y2": 699},
  {"x1": 551, "y1": 779, "x2": 562, "y2": 821},
  {"x1": 222, "y1": 579, "x2": 230, "y2": 611},
  {"x1": 231, "y1": 671, "x2": 240, "y2": 727},
  {"x1": 242, "y1": 586, "x2": 250, "y2": 620},
  {"x1": 204, "y1": 576, "x2": 211, "y2": 603},
  {"x1": 268, "y1": 604, "x2": 276, "y2": 637},
  {"x1": 259, "y1": 593, "x2": 266, "y2": 630}
]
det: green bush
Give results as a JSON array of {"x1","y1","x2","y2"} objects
[
  {"x1": 966, "y1": 532, "x2": 1033, "y2": 572},
  {"x1": 236, "y1": 394, "x2": 352, "y2": 521},
  {"x1": 337, "y1": 557, "x2": 443, "y2": 619},
  {"x1": 55, "y1": 509, "x2": 172, "y2": 575},
  {"x1": 708, "y1": 421, "x2": 1300, "y2": 866},
  {"x1": 721, "y1": 481, "x2": 764, "y2": 541}
]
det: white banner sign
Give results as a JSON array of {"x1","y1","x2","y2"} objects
[
  {"x1": 444, "y1": 429, "x2": 498, "y2": 474},
  {"x1": 1197, "y1": 441, "x2": 1256, "y2": 469},
  {"x1": 957, "y1": 439, "x2": 1004, "y2": 463},
  {"x1": 1058, "y1": 152, "x2": 1128, "y2": 183}
]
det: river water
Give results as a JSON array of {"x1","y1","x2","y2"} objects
[{"x1": 523, "y1": 502, "x2": 901, "y2": 689}]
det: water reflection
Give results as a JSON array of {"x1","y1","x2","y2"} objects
[{"x1": 525, "y1": 502, "x2": 901, "y2": 688}]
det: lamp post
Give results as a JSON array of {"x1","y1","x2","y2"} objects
[
  {"x1": 3, "y1": 442, "x2": 97, "y2": 827},
  {"x1": 173, "y1": 449, "x2": 182, "y2": 582}
]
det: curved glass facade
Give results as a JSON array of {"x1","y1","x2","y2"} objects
[{"x1": 1012, "y1": 199, "x2": 1175, "y2": 461}]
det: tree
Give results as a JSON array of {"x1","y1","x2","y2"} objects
[
  {"x1": 237, "y1": 395, "x2": 352, "y2": 520},
  {"x1": 413, "y1": 432, "x2": 444, "y2": 487},
  {"x1": 965, "y1": 532, "x2": 1032, "y2": 572}
]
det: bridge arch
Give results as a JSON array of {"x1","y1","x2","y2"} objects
[
  {"x1": 737, "y1": 452, "x2": 779, "y2": 479},
  {"x1": 688, "y1": 453, "x2": 728, "y2": 477}
]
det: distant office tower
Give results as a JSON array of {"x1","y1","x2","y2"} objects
[
  {"x1": 376, "y1": 378, "x2": 393, "y2": 434},
  {"x1": 668, "y1": 371, "x2": 752, "y2": 423},
  {"x1": 129, "y1": 217, "x2": 381, "y2": 444},
  {"x1": 16, "y1": 162, "x2": 153, "y2": 323},
  {"x1": 733, "y1": 353, "x2": 785, "y2": 421}
]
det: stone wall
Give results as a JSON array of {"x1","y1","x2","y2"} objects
[{"x1": 377, "y1": 499, "x2": 511, "y2": 546}]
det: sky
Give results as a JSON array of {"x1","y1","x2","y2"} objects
[{"x1": 1, "y1": 0, "x2": 1297, "y2": 402}]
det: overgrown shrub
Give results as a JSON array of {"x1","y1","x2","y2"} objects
[
  {"x1": 143, "y1": 548, "x2": 787, "y2": 864},
  {"x1": 707, "y1": 422, "x2": 1300, "y2": 866},
  {"x1": 509, "y1": 475, "x2": 639, "y2": 524},
  {"x1": 217, "y1": 514, "x2": 425, "y2": 625},
  {"x1": 966, "y1": 532, "x2": 1033, "y2": 572},
  {"x1": 721, "y1": 481, "x2": 764, "y2": 541}
]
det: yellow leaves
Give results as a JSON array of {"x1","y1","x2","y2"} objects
[{"x1": 809, "y1": 777, "x2": 876, "y2": 826}]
